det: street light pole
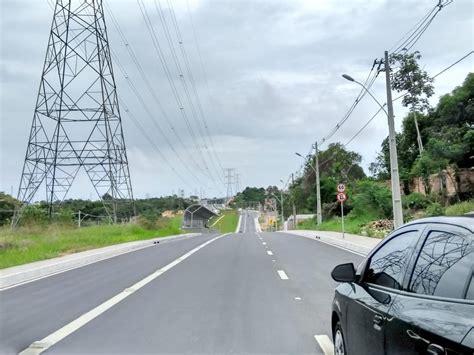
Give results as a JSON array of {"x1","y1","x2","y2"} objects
[
  {"x1": 314, "y1": 142, "x2": 322, "y2": 225},
  {"x1": 383, "y1": 50, "x2": 404, "y2": 228},
  {"x1": 341, "y1": 51, "x2": 404, "y2": 228}
]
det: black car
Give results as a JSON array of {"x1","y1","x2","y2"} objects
[{"x1": 331, "y1": 216, "x2": 473, "y2": 355}]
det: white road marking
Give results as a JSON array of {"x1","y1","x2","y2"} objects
[
  {"x1": 235, "y1": 214, "x2": 242, "y2": 233},
  {"x1": 314, "y1": 335, "x2": 334, "y2": 355},
  {"x1": 294, "y1": 297, "x2": 302, "y2": 300},
  {"x1": 0, "y1": 234, "x2": 201, "y2": 292},
  {"x1": 272, "y1": 260, "x2": 276, "y2": 262},
  {"x1": 267, "y1": 251, "x2": 273, "y2": 255},
  {"x1": 277, "y1": 270, "x2": 289, "y2": 280},
  {"x1": 242, "y1": 213, "x2": 247, "y2": 233},
  {"x1": 18, "y1": 233, "x2": 229, "y2": 355},
  {"x1": 262, "y1": 242, "x2": 267, "y2": 245},
  {"x1": 315, "y1": 238, "x2": 367, "y2": 257}
]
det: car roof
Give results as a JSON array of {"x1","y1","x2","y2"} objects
[{"x1": 403, "y1": 216, "x2": 474, "y2": 233}]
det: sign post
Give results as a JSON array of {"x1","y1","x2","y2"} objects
[{"x1": 336, "y1": 183, "x2": 346, "y2": 239}]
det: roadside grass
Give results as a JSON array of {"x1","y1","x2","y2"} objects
[
  {"x1": 0, "y1": 216, "x2": 183, "y2": 269},
  {"x1": 297, "y1": 213, "x2": 375, "y2": 236},
  {"x1": 445, "y1": 199, "x2": 474, "y2": 216},
  {"x1": 211, "y1": 209, "x2": 239, "y2": 233}
]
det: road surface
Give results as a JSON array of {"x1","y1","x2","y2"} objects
[{"x1": 0, "y1": 210, "x2": 362, "y2": 354}]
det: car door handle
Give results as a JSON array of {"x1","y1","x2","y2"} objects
[
  {"x1": 427, "y1": 343, "x2": 444, "y2": 355},
  {"x1": 373, "y1": 314, "x2": 384, "y2": 331},
  {"x1": 373, "y1": 314, "x2": 383, "y2": 325}
]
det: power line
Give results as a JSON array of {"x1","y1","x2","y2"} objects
[
  {"x1": 165, "y1": 0, "x2": 226, "y2": 177},
  {"x1": 104, "y1": 3, "x2": 218, "y2": 186},
  {"x1": 433, "y1": 50, "x2": 474, "y2": 79},
  {"x1": 153, "y1": 0, "x2": 224, "y2": 184},
  {"x1": 136, "y1": 0, "x2": 221, "y2": 186}
]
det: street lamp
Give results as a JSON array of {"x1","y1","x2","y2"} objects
[
  {"x1": 342, "y1": 70, "x2": 403, "y2": 228},
  {"x1": 295, "y1": 150, "x2": 322, "y2": 225},
  {"x1": 342, "y1": 74, "x2": 388, "y2": 115}
]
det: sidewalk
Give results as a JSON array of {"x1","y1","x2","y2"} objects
[
  {"x1": 0, "y1": 232, "x2": 199, "y2": 290},
  {"x1": 281, "y1": 230, "x2": 382, "y2": 256}
]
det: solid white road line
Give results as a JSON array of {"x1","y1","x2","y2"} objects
[
  {"x1": 277, "y1": 270, "x2": 289, "y2": 280},
  {"x1": 19, "y1": 233, "x2": 229, "y2": 355},
  {"x1": 267, "y1": 251, "x2": 273, "y2": 256},
  {"x1": 254, "y1": 217, "x2": 262, "y2": 232},
  {"x1": 0, "y1": 233, "x2": 201, "y2": 292},
  {"x1": 235, "y1": 214, "x2": 242, "y2": 233},
  {"x1": 316, "y1": 238, "x2": 367, "y2": 257},
  {"x1": 314, "y1": 335, "x2": 334, "y2": 355}
]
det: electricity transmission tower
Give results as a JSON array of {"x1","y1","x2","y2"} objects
[
  {"x1": 15, "y1": 0, "x2": 134, "y2": 224},
  {"x1": 224, "y1": 168, "x2": 234, "y2": 205}
]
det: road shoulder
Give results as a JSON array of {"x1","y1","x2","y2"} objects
[
  {"x1": 0, "y1": 232, "x2": 200, "y2": 290},
  {"x1": 280, "y1": 230, "x2": 381, "y2": 256}
]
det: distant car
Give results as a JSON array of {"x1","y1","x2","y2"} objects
[{"x1": 330, "y1": 216, "x2": 473, "y2": 355}]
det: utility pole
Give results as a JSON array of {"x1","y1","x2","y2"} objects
[
  {"x1": 291, "y1": 173, "x2": 296, "y2": 230},
  {"x1": 314, "y1": 142, "x2": 322, "y2": 225},
  {"x1": 280, "y1": 189, "x2": 284, "y2": 230},
  {"x1": 384, "y1": 50, "x2": 404, "y2": 228}
]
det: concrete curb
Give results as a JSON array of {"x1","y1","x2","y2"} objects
[
  {"x1": 0, "y1": 233, "x2": 200, "y2": 290},
  {"x1": 279, "y1": 231, "x2": 379, "y2": 256}
]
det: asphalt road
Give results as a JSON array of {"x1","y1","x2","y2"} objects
[{"x1": 0, "y1": 210, "x2": 362, "y2": 354}]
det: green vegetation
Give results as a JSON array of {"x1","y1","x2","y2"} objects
[
  {"x1": 445, "y1": 200, "x2": 474, "y2": 216},
  {"x1": 298, "y1": 214, "x2": 372, "y2": 235},
  {"x1": 0, "y1": 216, "x2": 183, "y2": 269},
  {"x1": 0, "y1": 193, "x2": 196, "y2": 227},
  {"x1": 210, "y1": 210, "x2": 239, "y2": 233}
]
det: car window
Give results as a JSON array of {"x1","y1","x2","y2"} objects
[
  {"x1": 364, "y1": 230, "x2": 419, "y2": 289},
  {"x1": 409, "y1": 230, "x2": 473, "y2": 299}
]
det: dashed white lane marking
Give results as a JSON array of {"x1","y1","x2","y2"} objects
[
  {"x1": 267, "y1": 250, "x2": 273, "y2": 255},
  {"x1": 294, "y1": 297, "x2": 302, "y2": 300},
  {"x1": 272, "y1": 259, "x2": 276, "y2": 262},
  {"x1": 314, "y1": 335, "x2": 334, "y2": 355},
  {"x1": 277, "y1": 270, "x2": 289, "y2": 280},
  {"x1": 262, "y1": 242, "x2": 267, "y2": 245},
  {"x1": 18, "y1": 233, "x2": 229, "y2": 355}
]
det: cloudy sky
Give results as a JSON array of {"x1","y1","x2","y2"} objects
[{"x1": 1, "y1": 0, "x2": 472, "y2": 200}]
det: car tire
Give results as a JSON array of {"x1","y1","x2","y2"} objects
[{"x1": 334, "y1": 321, "x2": 347, "y2": 355}]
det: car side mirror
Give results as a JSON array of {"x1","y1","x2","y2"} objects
[{"x1": 331, "y1": 263, "x2": 356, "y2": 283}]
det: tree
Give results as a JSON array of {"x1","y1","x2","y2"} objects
[{"x1": 390, "y1": 51, "x2": 434, "y2": 112}]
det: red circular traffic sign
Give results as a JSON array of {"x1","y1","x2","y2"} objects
[
  {"x1": 336, "y1": 192, "x2": 346, "y2": 202},
  {"x1": 337, "y1": 183, "x2": 345, "y2": 193}
]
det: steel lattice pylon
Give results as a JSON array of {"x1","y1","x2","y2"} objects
[{"x1": 15, "y1": 0, "x2": 134, "y2": 223}]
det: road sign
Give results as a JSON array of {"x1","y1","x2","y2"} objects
[
  {"x1": 336, "y1": 192, "x2": 346, "y2": 203},
  {"x1": 337, "y1": 183, "x2": 345, "y2": 193}
]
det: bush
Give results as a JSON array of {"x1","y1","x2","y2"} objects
[
  {"x1": 403, "y1": 193, "x2": 430, "y2": 210},
  {"x1": 351, "y1": 180, "x2": 392, "y2": 219},
  {"x1": 426, "y1": 202, "x2": 445, "y2": 217},
  {"x1": 19, "y1": 205, "x2": 48, "y2": 227}
]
